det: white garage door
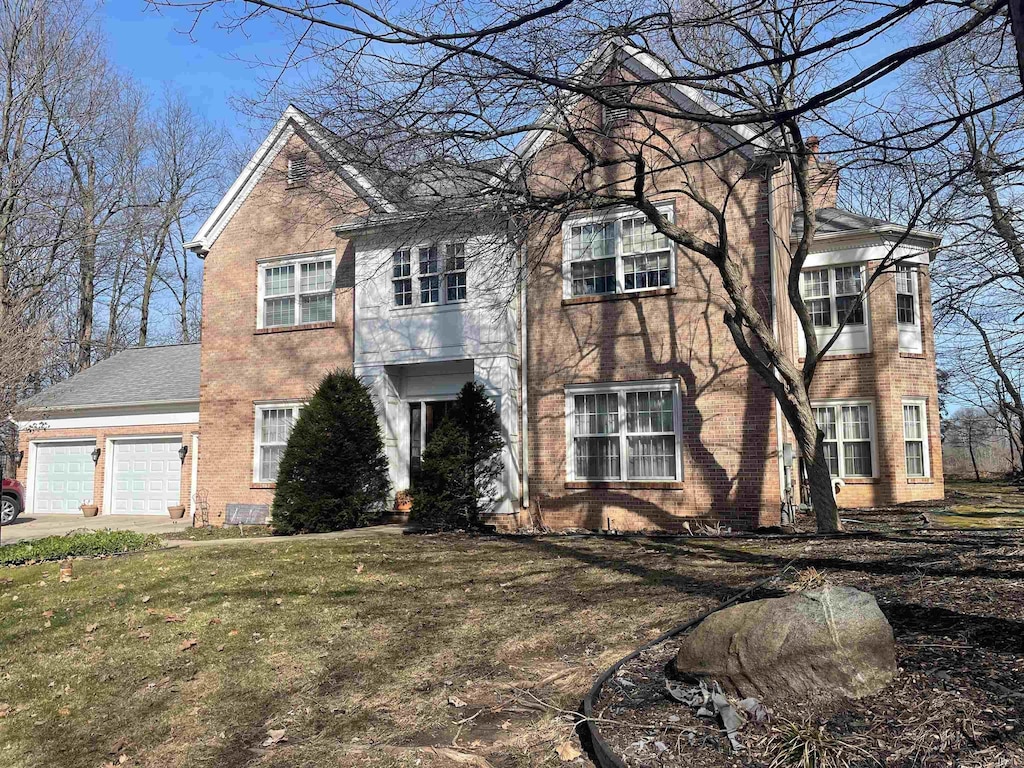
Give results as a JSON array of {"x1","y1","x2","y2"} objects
[
  {"x1": 33, "y1": 442, "x2": 96, "y2": 513},
  {"x1": 111, "y1": 438, "x2": 182, "y2": 515}
]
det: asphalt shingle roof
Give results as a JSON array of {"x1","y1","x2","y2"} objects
[
  {"x1": 791, "y1": 207, "x2": 892, "y2": 239},
  {"x1": 17, "y1": 343, "x2": 200, "y2": 413}
]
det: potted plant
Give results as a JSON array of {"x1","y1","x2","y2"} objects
[
  {"x1": 80, "y1": 501, "x2": 98, "y2": 517},
  {"x1": 394, "y1": 489, "x2": 413, "y2": 513},
  {"x1": 168, "y1": 505, "x2": 186, "y2": 520}
]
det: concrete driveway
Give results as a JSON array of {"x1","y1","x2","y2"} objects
[{"x1": 0, "y1": 514, "x2": 189, "y2": 545}]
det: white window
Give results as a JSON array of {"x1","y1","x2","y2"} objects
[
  {"x1": 258, "y1": 252, "x2": 335, "y2": 329},
  {"x1": 287, "y1": 154, "x2": 308, "y2": 185},
  {"x1": 445, "y1": 243, "x2": 467, "y2": 302},
  {"x1": 896, "y1": 265, "x2": 916, "y2": 325},
  {"x1": 254, "y1": 403, "x2": 303, "y2": 482},
  {"x1": 391, "y1": 242, "x2": 468, "y2": 309},
  {"x1": 566, "y1": 381, "x2": 682, "y2": 482},
  {"x1": 903, "y1": 400, "x2": 929, "y2": 477},
  {"x1": 393, "y1": 249, "x2": 412, "y2": 306},
  {"x1": 563, "y1": 204, "x2": 675, "y2": 298},
  {"x1": 812, "y1": 401, "x2": 877, "y2": 479},
  {"x1": 801, "y1": 266, "x2": 865, "y2": 328}
]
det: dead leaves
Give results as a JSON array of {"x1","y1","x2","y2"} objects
[
  {"x1": 555, "y1": 740, "x2": 583, "y2": 761},
  {"x1": 164, "y1": 614, "x2": 185, "y2": 623},
  {"x1": 178, "y1": 638, "x2": 198, "y2": 652},
  {"x1": 261, "y1": 728, "x2": 288, "y2": 747},
  {"x1": 0, "y1": 703, "x2": 11, "y2": 718},
  {"x1": 448, "y1": 695, "x2": 468, "y2": 709}
]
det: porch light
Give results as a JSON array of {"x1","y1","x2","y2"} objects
[
  {"x1": 90, "y1": 447, "x2": 101, "y2": 464},
  {"x1": 178, "y1": 444, "x2": 188, "y2": 462},
  {"x1": 14, "y1": 450, "x2": 23, "y2": 467}
]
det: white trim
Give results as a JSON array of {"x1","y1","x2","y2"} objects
[
  {"x1": 561, "y1": 202, "x2": 677, "y2": 299},
  {"x1": 25, "y1": 437, "x2": 97, "y2": 515},
  {"x1": 256, "y1": 250, "x2": 336, "y2": 330},
  {"x1": 187, "y1": 105, "x2": 395, "y2": 254},
  {"x1": 253, "y1": 401, "x2": 305, "y2": 483},
  {"x1": 17, "y1": 405, "x2": 199, "y2": 432},
  {"x1": 101, "y1": 433, "x2": 187, "y2": 516},
  {"x1": 564, "y1": 379, "x2": 683, "y2": 482},
  {"x1": 810, "y1": 398, "x2": 879, "y2": 480},
  {"x1": 798, "y1": 263, "x2": 872, "y2": 357},
  {"x1": 896, "y1": 265, "x2": 923, "y2": 354},
  {"x1": 390, "y1": 240, "x2": 471, "y2": 310},
  {"x1": 901, "y1": 398, "x2": 930, "y2": 478},
  {"x1": 189, "y1": 433, "x2": 199, "y2": 518}
]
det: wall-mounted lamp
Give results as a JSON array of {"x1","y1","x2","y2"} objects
[
  {"x1": 178, "y1": 444, "x2": 189, "y2": 463},
  {"x1": 91, "y1": 447, "x2": 101, "y2": 464},
  {"x1": 15, "y1": 450, "x2": 23, "y2": 468}
]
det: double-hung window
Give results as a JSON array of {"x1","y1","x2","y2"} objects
[
  {"x1": 896, "y1": 265, "x2": 916, "y2": 325},
  {"x1": 903, "y1": 400, "x2": 929, "y2": 477},
  {"x1": 567, "y1": 381, "x2": 682, "y2": 481},
  {"x1": 419, "y1": 246, "x2": 440, "y2": 304},
  {"x1": 801, "y1": 266, "x2": 864, "y2": 328},
  {"x1": 254, "y1": 403, "x2": 302, "y2": 482},
  {"x1": 564, "y1": 204, "x2": 675, "y2": 298},
  {"x1": 812, "y1": 402, "x2": 875, "y2": 478},
  {"x1": 258, "y1": 252, "x2": 335, "y2": 329},
  {"x1": 445, "y1": 243, "x2": 467, "y2": 302},
  {"x1": 393, "y1": 249, "x2": 412, "y2": 306}
]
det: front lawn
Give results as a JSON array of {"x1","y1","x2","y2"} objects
[{"x1": 0, "y1": 530, "x2": 1022, "y2": 767}]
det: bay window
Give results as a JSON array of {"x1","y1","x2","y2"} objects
[
  {"x1": 258, "y1": 252, "x2": 335, "y2": 329},
  {"x1": 812, "y1": 401, "x2": 876, "y2": 478},
  {"x1": 391, "y1": 241, "x2": 468, "y2": 308},
  {"x1": 254, "y1": 403, "x2": 302, "y2": 482},
  {"x1": 801, "y1": 265, "x2": 865, "y2": 328},
  {"x1": 564, "y1": 204, "x2": 675, "y2": 298},
  {"x1": 567, "y1": 381, "x2": 682, "y2": 482}
]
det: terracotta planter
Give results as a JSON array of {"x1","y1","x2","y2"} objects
[
  {"x1": 168, "y1": 505, "x2": 186, "y2": 520},
  {"x1": 394, "y1": 492, "x2": 413, "y2": 513},
  {"x1": 80, "y1": 504, "x2": 99, "y2": 518}
]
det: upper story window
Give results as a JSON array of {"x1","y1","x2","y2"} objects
[
  {"x1": 391, "y1": 242, "x2": 468, "y2": 308},
  {"x1": 258, "y1": 252, "x2": 335, "y2": 329},
  {"x1": 801, "y1": 265, "x2": 864, "y2": 328},
  {"x1": 812, "y1": 401, "x2": 876, "y2": 478},
  {"x1": 896, "y1": 265, "x2": 916, "y2": 324},
  {"x1": 287, "y1": 154, "x2": 309, "y2": 185},
  {"x1": 566, "y1": 380, "x2": 682, "y2": 482},
  {"x1": 563, "y1": 204, "x2": 675, "y2": 299},
  {"x1": 903, "y1": 400, "x2": 929, "y2": 477},
  {"x1": 254, "y1": 402, "x2": 303, "y2": 482}
]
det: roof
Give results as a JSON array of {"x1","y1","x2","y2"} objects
[
  {"x1": 17, "y1": 344, "x2": 200, "y2": 414},
  {"x1": 791, "y1": 207, "x2": 942, "y2": 244}
]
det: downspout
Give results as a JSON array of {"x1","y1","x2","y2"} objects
[
  {"x1": 766, "y1": 157, "x2": 788, "y2": 516},
  {"x1": 519, "y1": 244, "x2": 530, "y2": 512}
]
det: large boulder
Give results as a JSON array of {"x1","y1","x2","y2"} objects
[{"x1": 675, "y1": 586, "x2": 896, "y2": 702}]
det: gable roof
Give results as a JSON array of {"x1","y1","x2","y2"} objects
[
  {"x1": 185, "y1": 105, "x2": 396, "y2": 255},
  {"x1": 16, "y1": 344, "x2": 200, "y2": 415}
]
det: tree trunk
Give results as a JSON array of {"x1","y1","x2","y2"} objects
[
  {"x1": 968, "y1": 423, "x2": 981, "y2": 481},
  {"x1": 77, "y1": 225, "x2": 97, "y2": 371},
  {"x1": 790, "y1": 397, "x2": 842, "y2": 533},
  {"x1": 139, "y1": 261, "x2": 157, "y2": 347}
]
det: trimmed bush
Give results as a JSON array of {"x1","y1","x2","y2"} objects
[
  {"x1": 411, "y1": 382, "x2": 503, "y2": 531},
  {"x1": 0, "y1": 530, "x2": 161, "y2": 566},
  {"x1": 272, "y1": 369, "x2": 390, "y2": 534}
]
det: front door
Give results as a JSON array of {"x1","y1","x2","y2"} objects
[{"x1": 409, "y1": 400, "x2": 455, "y2": 486}]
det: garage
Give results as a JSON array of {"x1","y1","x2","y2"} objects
[
  {"x1": 110, "y1": 437, "x2": 183, "y2": 515},
  {"x1": 33, "y1": 441, "x2": 96, "y2": 513}
]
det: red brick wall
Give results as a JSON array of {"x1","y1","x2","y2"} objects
[
  {"x1": 197, "y1": 131, "x2": 365, "y2": 524},
  {"x1": 524, "y1": 107, "x2": 783, "y2": 532},
  {"x1": 16, "y1": 423, "x2": 198, "y2": 515},
  {"x1": 807, "y1": 262, "x2": 944, "y2": 507}
]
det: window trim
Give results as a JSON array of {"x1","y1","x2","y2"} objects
[
  {"x1": 810, "y1": 399, "x2": 879, "y2": 480},
  {"x1": 800, "y1": 264, "x2": 868, "y2": 330},
  {"x1": 565, "y1": 379, "x2": 683, "y2": 483},
  {"x1": 391, "y1": 240, "x2": 469, "y2": 310},
  {"x1": 252, "y1": 401, "x2": 304, "y2": 484},
  {"x1": 561, "y1": 203, "x2": 677, "y2": 299},
  {"x1": 902, "y1": 398, "x2": 930, "y2": 478},
  {"x1": 256, "y1": 251, "x2": 336, "y2": 330},
  {"x1": 895, "y1": 264, "x2": 919, "y2": 327}
]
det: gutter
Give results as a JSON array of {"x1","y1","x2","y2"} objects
[
  {"x1": 766, "y1": 160, "x2": 788, "y2": 516},
  {"x1": 520, "y1": 242, "x2": 530, "y2": 512},
  {"x1": 15, "y1": 399, "x2": 200, "y2": 419}
]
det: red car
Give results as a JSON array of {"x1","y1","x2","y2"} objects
[{"x1": 1, "y1": 478, "x2": 23, "y2": 525}]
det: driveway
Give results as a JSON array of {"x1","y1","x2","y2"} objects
[{"x1": 0, "y1": 514, "x2": 189, "y2": 545}]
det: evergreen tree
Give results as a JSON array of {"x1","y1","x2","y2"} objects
[{"x1": 272, "y1": 369, "x2": 390, "y2": 534}]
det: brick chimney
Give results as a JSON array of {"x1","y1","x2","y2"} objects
[{"x1": 805, "y1": 136, "x2": 838, "y2": 210}]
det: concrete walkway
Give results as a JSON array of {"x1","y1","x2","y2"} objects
[{"x1": 0, "y1": 514, "x2": 190, "y2": 545}]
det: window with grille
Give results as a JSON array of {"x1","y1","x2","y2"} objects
[
  {"x1": 445, "y1": 243, "x2": 467, "y2": 302},
  {"x1": 568, "y1": 382, "x2": 681, "y2": 481},
  {"x1": 419, "y1": 246, "x2": 440, "y2": 304},
  {"x1": 564, "y1": 205, "x2": 675, "y2": 298},
  {"x1": 255, "y1": 404, "x2": 302, "y2": 482},
  {"x1": 896, "y1": 265, "x2": 916, "y2": 325},
  {"x1": 393, "y1": 249, "x2": 412, "y2": 306},
  {"x1": 391, "y1": 242, "x2": 468, "y2": 308},
  {"x1": 287, "y1": 154, "x2": 308, "y2": 185},
  {"x1": 800, "y1": 265, "x2": 865, "y2": 328},
  {"x1": 812, "y1": 402, "x2": 875, "y2": 478},
  {"x1": 903, "y1": 401, "x2": 928, "y2": 477},
  {"x1": 259, "y1": 253, "x2": 335, "y2": 329}
]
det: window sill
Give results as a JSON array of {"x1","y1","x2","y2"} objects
[
  {"x1": 799, "y1": 352, "x2": 873, "y2": 363},
  {"x1": 255, "y1": 321, "x2": 336, "y2": 335},
  {"x1": 907, "y1": 477, "x2": 933, "y2": 484},
  {"x1": 251, "y1": 482, "x2": 276, "y2": 490},
  {"x1": 837, "y1": 477, "x2": 878, "y2": 485},
  {"x1": 899, "y1": 351, "x2": 927, "y2": 359},
  {"x1": 565, "y1": 480, "x2": 684, "y2": 490},
  {"x1": 562, "y1": 287, "x2": 675, "y2": 306}
]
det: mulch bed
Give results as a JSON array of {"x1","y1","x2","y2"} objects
[{"x1": 591, "y1": 528, "x2": 1024, "y2": 767}]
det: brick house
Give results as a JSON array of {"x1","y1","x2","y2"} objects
[{"x1": 12, "y1": 43, "x2": 943, "y2": 529}]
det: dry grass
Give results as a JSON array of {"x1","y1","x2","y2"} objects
[{"x1": 763, "y1": 720, "x2": 877, "y2": 768}]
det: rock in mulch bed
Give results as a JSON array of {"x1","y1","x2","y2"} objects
[{"x1": 592, "y1": 567, "x2": 1024, "y2": 768}]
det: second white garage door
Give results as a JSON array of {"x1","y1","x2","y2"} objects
[{"x1": 111, "y1": 438, "x2": 182, "y2": 515}]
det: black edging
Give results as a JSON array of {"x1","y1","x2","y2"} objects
[{"x1": 579, "y1": 566, "x2": 793, "y2": 768}]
